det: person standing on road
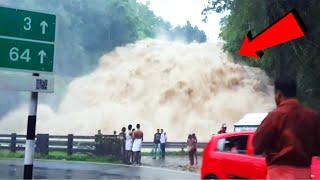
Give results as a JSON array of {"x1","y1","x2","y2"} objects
[
  {"x1": 125, "y1": 124, "x2": 133, "y2": 164},
  {"x1": 119, "y1": 127, "x2": 126, "y2": 163},
  {"x1": 187, "y1": 134, "x2": 196, "y2": 167},
  {"x1": 152, "y1": 129, "x2": 161, "y2": 159},
  {"x1": 217, "y1": 123, "x2": 227, "y2": 134},
  {"x1": 160, "y1": 129, "x2": 167, "y2": 159},
  {"x1": 192, "y1": 133, "x2": 198, "y2": 165},
  {"x1": 253, "y1": 78, "x2": 320, "y2": 179},
  {"x1": 132, "y1": 124, "x2": 143, "y2": 165},
  {"x1": 131, "y1": 128, "x2": 135, "y2": 163}
]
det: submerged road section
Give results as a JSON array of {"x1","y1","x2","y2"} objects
[{"x1": 0, "y1": 159, "x2": 199, "y2": 179}]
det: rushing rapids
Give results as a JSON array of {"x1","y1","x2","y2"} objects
[{"x1": 0, "y1": 39, "x2": 275, "y2": 141}]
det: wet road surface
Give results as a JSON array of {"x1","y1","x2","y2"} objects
[
  {"x1": 0, "y1": 159, "x2": 199, "y2": 179},
  {"x1": 142, "y1": 156, "x2": 202, "y2": 172}
]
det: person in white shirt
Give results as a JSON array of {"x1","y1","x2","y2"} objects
[
  {"x1": 160, "y1": 129, "x2": 167, "y2": 159},
  {"x1": 125, "y1": 124, "x2": 133, "y2": 164}
]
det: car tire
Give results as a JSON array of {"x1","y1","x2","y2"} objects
[{"x1": 204, "y1": 174, "x2": 218, "y2": 180}]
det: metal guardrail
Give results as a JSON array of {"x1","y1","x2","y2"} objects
[{"x1": 0, "y1": 133, "x2": 207, "y2": 155}]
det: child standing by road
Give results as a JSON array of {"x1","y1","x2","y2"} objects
[
  {"x1": 187, "y1": 134, "x2": 196, "y2": 167},
  {"x1": 192, "y1": 133, "x2": 198, "y2": 165}
]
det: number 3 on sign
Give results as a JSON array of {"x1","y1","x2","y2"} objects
[
  {"x1": 9, "y1": 47, "x2": 31, "y2": 63},
  {"x1": 24, "y1": 17, "x2": 32, "y2": 31}
]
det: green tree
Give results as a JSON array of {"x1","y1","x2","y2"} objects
[
  {"x1": 203, "y1": 0, "x2": 320, "y2": 109},
  {"x1": 170, "y1": 21, "x2": 207, "y2": 43}
]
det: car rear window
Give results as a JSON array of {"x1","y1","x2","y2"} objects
[{"x1": 217, "y1": 135, "x2": 248, "y2": 154}]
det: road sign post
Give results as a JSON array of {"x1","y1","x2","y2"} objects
[
  {"x1": 0, "y1": 6, "x2": 56, "y2": 179},
  {"x1": 24, "y1": 75, "x2": 38, "y2": 179}
]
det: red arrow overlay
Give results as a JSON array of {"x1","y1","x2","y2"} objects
[{"x1": 239, "y1": 9, "x2": 307, "y2": 59}]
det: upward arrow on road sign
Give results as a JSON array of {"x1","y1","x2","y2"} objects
[
  {"x1": 40, "y1": 21, "x2": 48, "y2": 35},
  {"x1": 38, "y1": 50, "x2": 47, "y2": 64}
]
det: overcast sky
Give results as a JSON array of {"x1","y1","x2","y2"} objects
[{"x1": 137, "y1": 0, "x2": 227, "y2": 42}]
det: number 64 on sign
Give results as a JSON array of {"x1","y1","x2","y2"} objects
[
  {"x1": 10, "y1": 47, "x2": 47, "y2": 64},
  {"x1": 0, "y1": 38, "x2": 54, "y2": 72}
]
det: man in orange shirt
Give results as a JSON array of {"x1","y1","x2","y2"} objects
[{"x1": 253, "y1": 78, "x2": 320, "y2": 179}]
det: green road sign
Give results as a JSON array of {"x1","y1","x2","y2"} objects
[
  {"x1": 0, "y1": 6, "x2": 56, "y2": 73},
  {"x1": 0, "y1": 6, "x2": 56, "y2": 42},
  {"x1": 0, "y1": 38, "x2": 54, "y2": 72}
]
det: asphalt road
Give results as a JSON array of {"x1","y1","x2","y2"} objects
[{"x1": 0, "y1": 159, "x2": 199, "y2": 179}]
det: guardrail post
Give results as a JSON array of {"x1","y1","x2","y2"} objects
[
  {"x1": 94, "y1": 131, "x2": 103, "y2": 156},
  {"x1": 181, "y1": 143, "x2": 185, "y2": 152},
  {"x1": 67, "y1": 134, "x2": 73, "y2": 155},
  {"x1": 10, "y1": 133, "x2": 17, "y2": 152},
  {"x1": 35, "y1": 134, "x2": 49, "y2": 155}
]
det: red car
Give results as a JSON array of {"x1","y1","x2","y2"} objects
[{"x1": 201, "y1": 132, "x2": 320, "y2": 179}]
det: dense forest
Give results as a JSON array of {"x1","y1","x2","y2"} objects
[
  {"x1": 203, "y1": 0, "x2": 320, "y2": 109},
  {"x1": 0, "y1": 0, "x2": 206, "y2": 117}
]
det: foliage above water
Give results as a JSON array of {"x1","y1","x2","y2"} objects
[
  {"x1": 0, "y1": 0, "x2": 206, "y2": 117},
  {"x1": 203, "y1": 0, "x2": 320, "y2": 109},
  {"x1": 1, "y1": 0, "x2": 207, "y2": 76}
]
